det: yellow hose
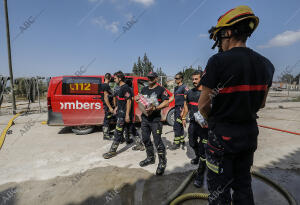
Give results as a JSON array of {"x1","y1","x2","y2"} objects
[
  {"x1": 170, "y1": 193, "x2": 209, "y2": 205},
  {"x1": 169, "y1": 170, "x2": 298, "y2": 205},
  {"x1": 0, "y1": 111, "x2": 23, "y2": 150}
]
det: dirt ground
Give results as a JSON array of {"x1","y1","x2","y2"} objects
[{"x1": 0, "y1": 92, "x2": 300, "y2": 205}]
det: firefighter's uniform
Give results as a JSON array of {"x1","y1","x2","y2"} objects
[
  {"x1": 101, "y1": 82, "x2": 115, "y2": 140},
  {"x1": 201, "y1": 6, "x2": 275, "y2": 205},
  {"x1": 185, "y1": 87, "x2": 208, "y2": 187},
  {"x1": 172, "y1": 84, "x2": 188, "y2": 147},
  {"x1": 124, "y1": 83, "x2": 144, "y2": 150},
  {"x1": 103, "y1": 83, "x2": 133, "y2": 159},
  {"x1": 139, "y1": 78, "x2": 169, "y2": 175},
  {"x1": 114, "y1": 84, "x2": 133, "y2": 143}
]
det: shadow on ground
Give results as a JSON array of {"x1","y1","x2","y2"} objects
[{"x1": 1, "y1": 148, "x2": 300, "y2": 205}]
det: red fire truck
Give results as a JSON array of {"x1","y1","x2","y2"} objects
[{"x1": 47, "y1": 75, "x2": 175, "y2": 134}]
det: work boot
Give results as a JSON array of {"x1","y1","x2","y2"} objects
[
  {"x1": 156, "y1": 152, "x2": 167, "y2": 176},
  {"x1": 125, "y1": 134, "x2": 134, "y2": 144},
  {"x1": 120, "y1": 136, "x2": 125, "y2": 144},
  {"x1": 132, "y1": 142, "x2": 145, "y2": 151},
  {"x1": 132, "y1": 135, "x2": 145, "y2": 151},
  {"x1": 103, "y1": 141, "x2": 119, "y2": 159},
  {"x1": 191, "y1": 156, "x2": 199, "y2": 165},
  {"x1": 169, "y1": 142, "x2": 180, "y2": 150},
  {"x1": 181, "y1": 141, "x2": 186, "y2": 149},
  {"x1": 103, "y1": 126, "x2": 113, "y2": 140},
  {"x1": 139, "y1": 146, "x2": 155, "y2": 167},
  {"x1": 193, "y1": 159, "x2": 206, "y2": 188}
]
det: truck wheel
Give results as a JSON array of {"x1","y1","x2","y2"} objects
[
  {"x1": 166, "y1": 109, "x2": 175, "y2": 126},
  {"x1": 71, "y1": 126, "x2": 94, "y2": 135}
]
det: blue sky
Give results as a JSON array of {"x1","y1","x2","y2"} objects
[{"x1": 0, "y1": 0, "x2": 300, "y2": 80}]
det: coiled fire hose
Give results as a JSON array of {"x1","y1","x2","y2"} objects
[
  {"x1": 163, "y1": 124, "x2": 300, "y2": 205},
  {"x1": 163, "y1": 169, "x2": 298, "y2": 205}
]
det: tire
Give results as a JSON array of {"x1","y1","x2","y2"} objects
[
  {"x1": 166, "y1": 109, "x2": 175, "y2": 126},
  {"x1": 71, "y1": 126, "x2": 94, "y2": 135},
  {"x1": 166, "y1": 108, "x2": 190, "y2": 127}
]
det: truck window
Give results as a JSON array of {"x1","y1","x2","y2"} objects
[
  {"x1": 138, "y1": 79, "x2": 148, "y2": 93},
  {"x1": 62, "y1": 77, "x2": 102, "y2": 95}
]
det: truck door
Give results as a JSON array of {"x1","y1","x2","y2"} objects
[{"x1": 59, "y1": 76, "x2": 104, "y2": 126}]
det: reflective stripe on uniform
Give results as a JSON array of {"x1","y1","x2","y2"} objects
[
  {"x1": 206, "y1": 161, "x2": 219, "y2": 174},
  {"x1": 176, "y1": 118, "x2": 182, "y2": 124},
  {"x1": 189, "y1": 102, "x2": 198, "y2": 106},
  {"x1": 117, "y1": 96, "x2": 125, "y2": 100},
  {"x1": 219, "y1": 84, "x2": 268, "y2": 94},
  {"x1": 180, "y1": 135, "x2": 184, "y2": 142},
  {"x1": 202, "y1": 139, "x2": 208, "y2": 144},
  {"x1": 174, "y1": 136, "x2": 181, "y2": 144},
  {"x1": 116, "y1": 126, "x2": 123, "y2": 131},
  {"x1": 200, "y1": 156, "x2": 206, "y2": 162}
]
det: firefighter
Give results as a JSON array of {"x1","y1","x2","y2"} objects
[
  {"x1": 101, "y1": 73, "x2": 115, "y2": 140},
  {"x1": 124, "y1": 79, "x2": 145, "y2": 151},
  {"x1": 103, "y1": 71, "x2": 134, "y2": 159},
  {"x1": 198, "y1": 6, "x2": 274, "y2": 204},
  {"x1": 135, "y1": 72, "x2": 169, "y2": 175},
  {"x1": 169, "y1": 72, "x2": 189, "y2": 150},
  {"x1": 181, "y1": 70, "x2": 208, "y2": 187}
]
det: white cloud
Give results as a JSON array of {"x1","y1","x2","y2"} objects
[
  {"x1": 258, "y1": 29, "x2": 300, "y2": 48},
  {"x1": 130, "y1": 0, "x2": 154, "y2": 6},
  {"x1": 92, "y1": 16, "x2": 120, "y2": 33},
  {"x1": 106, "y1": 21, "x2": 119, "y2": 33}
]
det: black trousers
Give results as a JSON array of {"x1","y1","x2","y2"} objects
[
  {"x1": 141, "y1": 118, "x2": 165, "y2": 153},
  {"x1": 103, "y1": 109, "x2": 114, "y2": 127},
  {"x1": 206, "y1": 123, "x2": 257, "y2": 205},
  {"x1": 124, "y1": 122, "x2": 138, "y2": 138},
  {"x1": 188, "y1": 120, "x2": 208, "y2": 160},
  {"x1": 114, "y1": 117, "x2": 127, "y2": 142},
  {"x1": 173, "y1": 106, "x2": 184, "y2": 144}
]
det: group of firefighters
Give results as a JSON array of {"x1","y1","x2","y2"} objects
[{"x1": 100, "y1": 5, "x2": 274, "y2": 205}]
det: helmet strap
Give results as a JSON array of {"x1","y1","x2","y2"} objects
[{"x1": 211, "y1": 28, "x2": 232, "y2": 50}]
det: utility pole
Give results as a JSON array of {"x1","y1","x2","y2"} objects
[
  {"x1": 36, "y1": 77, "x2": 41, "y2": 113},
  {"x1": 4, "y1": 0, "x2": 16, "y2": 114}
]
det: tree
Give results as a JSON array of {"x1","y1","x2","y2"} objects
[
  {"x1": 137, "y1": 57, "x2": 143, "y2": 76},
  {"x1": 280, "y1": 73, "x2": 294, "y2": 83},
  {"x1": 294, "y1": 73, "x2": 300, "y2": 85},
  {"x1": 182, "y1": 66, "x2": 197, "y2": 86},
  {"x1": 132, "y1": 53, "x2": 154, "y2": 77},
  {"x1": 142, "y1": 53, "x2": 154, "y2": 76},
  {"x1": 132, "y1": 63, "x2": 138, "y2": 76},
  {"x1": 278, "y1": 66, "x2": 294, "y2": 83}
]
